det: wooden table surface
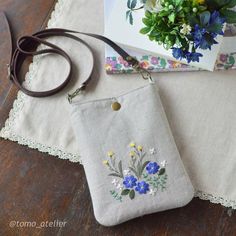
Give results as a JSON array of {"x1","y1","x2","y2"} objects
[{"x1": 0, "y1": 1, "x2": 235, "y2": 235}]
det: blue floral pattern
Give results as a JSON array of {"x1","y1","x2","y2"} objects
[
  {"x1": 103, "y1": 142, "x2": 168, "y2": 201},
  {"x1": 135, "y1": 181, "x2": 150, "y2": 194},
  {"x1": 146, "y1": 162, "x2": 160, "y2": 175}
]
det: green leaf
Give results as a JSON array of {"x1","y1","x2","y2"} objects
[
  {"x1": 145, "y1": 10, "x2": 152, "y2": 18},
  {"x1": 158, "y1": 168, "x2": 166, "y2": 175},
  {"x1": 200, "y1": 11, "x2": 211, "y2": 26},
  {"x1": 129, "y1": 13, "x2": 134, "y2": 25},
  {"x1": 118, "y1": 161, "x2": 123, "y2": 177},
  {"x1": 206, "y1": 23, "x2": 224, "y2": 34},
  {"x1": 126, "y1": 10, "x2": 131, "y2": 20},
  {"x1": 108, "y1": 173, "x2": 122, "y2": 178},
  {"x1": 229, "y1": 55, "x2": 235, "y2": 65},
  {"x1": 121, "y1": 189, "x2": 130, "y2": 195},
  {"x1": 220, "y1": 9, "x2": 236, "y2": 24},
  {"x1": 140, "y1": 161, "x2": 150, "y2": 175},
  {"x1": 127, "y1": 0, "x2": 132, "y2": 9},
  {"x1": 130, "y1": 0, "x2": 137, "y2": 9},
  {"x1": 142, "y1": 17, "x2": 152, "y2": 26},
  {"x1": 168, "y1": 13, "x2": 176, "y2": 23},
  {"x1": 225, "y1": 0, "x2": 236, "y2": 8},
  {"x1": 140, "y1": 27, "x2": 150, "y2": 34},
  {"x1": 129, "y1": 189, "x2": 135, "y2": 199},
  {"x1": 129, "y1": 167, "x2": 139, "y2": 177}
]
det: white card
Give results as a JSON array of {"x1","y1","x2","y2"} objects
[{"x1": 104, "y1": 0, "x2": 225, "y2": 71}]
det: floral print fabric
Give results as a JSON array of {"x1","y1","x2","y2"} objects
[{"x1": 105, "y1": 53, "x2": 236, "y2": 74}]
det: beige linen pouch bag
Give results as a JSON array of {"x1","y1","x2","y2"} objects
[{"x1": 70, "y1": 81, "x2": 194, "y2": 226}]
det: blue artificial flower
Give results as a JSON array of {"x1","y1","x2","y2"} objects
[
  {"x1": 123, "y1": 175, "x2": 137, "y2": 189},
  {"x1": 192, "y1": 24, "x2": 208, "y2": 49},
  {"x1": 210, "y1": 11, "x2": 225, "y2": 24},
  {"x1": 208, "y1": 11, "x2": 225, "y2": 37},
  {"x1": 146, "y1": 162, "x2": 160, "y2": 174},
  {"x1": 185, "y1": 52, "x2": 203, "y2": 63},
  {"x1": 172, "y1": 47, "x2": 184, "y2": 60},
  {"x1": 135, "y1": 181, "x2": 150, "y2": 194}
]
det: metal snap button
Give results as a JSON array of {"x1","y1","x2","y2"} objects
[{"x1": 111, "y1": 102, "x2": 121, "y2": 111}]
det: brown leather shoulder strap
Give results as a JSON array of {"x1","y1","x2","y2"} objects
[{"x1": 3, "y1": 12, "x2": 151, "y2": 102}]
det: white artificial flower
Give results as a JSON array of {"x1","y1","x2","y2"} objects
[
  {"x1": 149, "y1": 148, "x2": 156, "y2": 155},
  {"x1": 160, "y1": 160, "x2": 167, "y2": 168},
  {"x1": 112, "y1": 179, "x2": 119, "y2": 186},
  {"x1": 144, "y1": 0, "x2": 162, "y2": 13},
  {"x1": 180, "y1": 24, "x2": 192, "y2": 35},
  {"x1": 149, "y1": 188, "x2": 157, "y2": 196},
  {"x1": 123, "y1": 169, "x2": 131, "y2": 176}
]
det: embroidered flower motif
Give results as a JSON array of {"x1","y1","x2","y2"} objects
[
  {"x1": 146, "y1": 162, "x2": 160, "y2": 174},
  {"x1": 107, "y1": 151, "x2": 114, "y2": 158},
  {"x1": 116, "y1": 183, "x2": 123, "y2": 191},
  {"x1": 135, "y1": 181, "x2": 150, "y2": 194},
  {"x1": 103, "y1": 160, "x2": 109, "y2": 166},
  {"x1": 123, "y1": 169, "x2": 131, "y2": 176},
  {"x1": 149, "y1": 148, "x2": 156, "y2": 155},
  {"x1": 123, "y1": 175, "x2": 137, "y2": 189},
  {"x1": 149, "y1": 188, "x2": 157, "y2": 196},
  {"x1": 112, "y1": 179, "x2": 119, "y2": 186},
  {"x1": 129, "y1": 142, "x2": 136, "y2": 147},
  {"x1": 160, "y1": 160, "x2": 167, "y2": 168},
  {"x1": 137, "y1": 145, "x2": 143, "y2": 151},
  {"x1": 129, "y1": 151, "x2": 136, "y2": 158},
  {"x1": 103, "y1": 142, "x2": 168, "y2": 201}
]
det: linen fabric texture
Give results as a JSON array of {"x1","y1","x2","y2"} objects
[
  {"x1": 70, "y1": 83, "x2": 194, "y2": 226},
  {"x1": 1, "y1": 0, "x2": 236, "y2": 209}
]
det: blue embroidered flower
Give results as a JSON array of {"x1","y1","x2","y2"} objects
[
  {"x1": 146, "y1": 162, "x2": 160, "y2": 174},
  {"x1": 123, "y1": 175, "x2": 137, "y2": 189},
  {"x1": 135, "y1": 181, "x2": 150, "y2": 194}
]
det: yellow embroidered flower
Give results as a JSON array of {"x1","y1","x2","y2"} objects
[
  {"x1": 103, "y1": 160, "x2": 109, "y2": 166},
  {"x1": 107, "y1": 151, "x2": 114, "y2": 158},
  {"x1": 129, "y1": 142, "x2": 136, "y2": 147},
  {"x1": 137, "y1": 145, "x2": 143, "y2": 151},
  {"x1": 129, "y1": 151, "x2": 135, "y2": 157}
]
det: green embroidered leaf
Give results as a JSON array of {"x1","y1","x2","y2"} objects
[
  {"x1": 158, "y1": 168, "x2": 166, "y2": 175},
  {"x1": 108, "y1": 173, "x2": 123, "y2": 178},
  {"x1": 118, "y1": 161, "x2": 123, "y2": 177},
  {"x1": 140, "y1": 161, "x2": 150, "y2": 175},
  {"x1": 129, "y1": 167, "x2": 139, "y2": 177},
  {"x1": 129, "y1": 189, "x2": 135, "y2": 200},
  {"x1": 121, "y1": 189, "x2": 130, "y2": 195},
  {"x1": 140, "y1": 152, "x2": 146, "y2": 163}
]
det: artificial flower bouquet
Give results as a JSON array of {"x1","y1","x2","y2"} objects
[{"x1": 126, "y1": 0, "x2": 236, "y2": 63}]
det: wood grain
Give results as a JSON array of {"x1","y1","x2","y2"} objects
[{"x1": 0, "y1": 1, "x2": 236, "y2": 235}]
